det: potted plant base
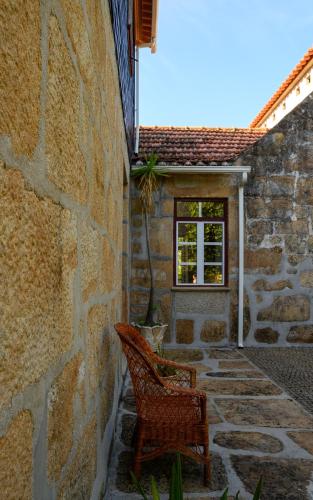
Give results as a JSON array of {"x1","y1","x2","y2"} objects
[{"x1": 134, "y1": 323, "x2": 168, "y2": 351}]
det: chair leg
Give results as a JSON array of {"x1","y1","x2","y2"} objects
[
  {"x1": 133, "y1": 425, "x2": 144, "y2": 479},
  {"x1": 203, "y1": 444, "x2": 210, "y2": 486},
  {"x1": 131, "y1": 419, "x2": 138, "y2": 448}
]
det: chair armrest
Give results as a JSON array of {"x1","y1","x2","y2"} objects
[
  {"x1": 163, "y1": 382, "x2": 206, "y2": 398},
  {"x1": 152, "y1": 354, "x2": 197, "y2": 388},
  {"x1": 161, "y1": 382, "x2": 208, "y2": 423}
]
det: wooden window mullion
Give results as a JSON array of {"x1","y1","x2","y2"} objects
[{"x1": 197, "y1": 222, "x2": 204, "y2": 285}]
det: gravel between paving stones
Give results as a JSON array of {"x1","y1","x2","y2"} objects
[{"x1": 244, "y1": 347, "x2": 313, "y2": 415}]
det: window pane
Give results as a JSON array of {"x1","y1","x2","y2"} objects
[
  {"x1": 177, "y1": 201, "x2": 200, "y2": 217},
  {"x1": 178, "y1": 244, "x2": 197, "y2": 263},
  {"x1": 204, "y1": 265, "x2": 223, "y2": 284},
  {"x1": 204, "y1": 223, "x2": 223, "y2": 242},
  {"x1": 202, "y1": 201, "x2": 224, "y2": 217},
  {"x1": 178, "y1": 265, "x2": 197, "y2": 284},
  {"x1": 204, "y1": 245, "x2": 222, "y2": 262},
  {"x1": 178, "y1": 223, "x2": 197, "y2": 242}
]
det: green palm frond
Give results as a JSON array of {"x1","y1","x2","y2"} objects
[
  {"x1": 252, "y1": 477, "x2": 263, "y2": 500},
  {"x1": 131, "y1": 153, "x2": 168, "y2": 210},
  {"x1": 151, "y1": 475, "x2": 161, "y2": 500},
  {"x1": 220, "y1": 488, "x2": 229, "y2": 500}
]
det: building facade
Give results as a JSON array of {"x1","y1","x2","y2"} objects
[
  {"x1": 131, "y1": 92, "x2": 313, "y2": 347},
  {"x1": 251, "y1": 47, "x2": 313, "y2": 129}
]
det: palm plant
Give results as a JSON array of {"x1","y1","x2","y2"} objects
[
  {"x1": 131, "y1": 154, "x2": 168, "y2": 325},
  {"x1": 131, "y1": 453, "x2": 263, "y2": 499},
  {"x1": 131, "y1": 453, "x2": 183, "y2": 500},
  {"x1": 220, "y1": 478, "x2": 263, "y2": 499}
]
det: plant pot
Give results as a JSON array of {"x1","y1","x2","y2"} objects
[{"x1": 136, "y1": 324, "x2": 168, "y2": 351}]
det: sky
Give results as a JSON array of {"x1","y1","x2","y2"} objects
[{"x1": 139, "y1": 0, "x2": 313, "y2": 128}]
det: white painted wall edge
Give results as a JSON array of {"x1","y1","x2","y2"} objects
[{"x1": 131, "y1": 165, "x2": 251, "y2": 174}]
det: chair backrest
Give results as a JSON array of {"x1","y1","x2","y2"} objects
[
  {"x1": 115, "y1": 322, "x2": 154, "y2": 356},
  {"x1": 115, "y1": 324, "x2": 167, "y2": 411}
]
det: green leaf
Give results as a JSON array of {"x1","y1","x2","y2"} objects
[
  {"x1": 151, "y1": 476, "x2": 161, "y2": 500},
  {"x1": 252, "y1": 477, "x2": 263, "y2": 500},
  {"x1": 175, "y1": 453, "x2": 183, "y2": 500},
  {"x1": 130, "y1": 471, "x2": 149, "y2": 500},
  {"x1": 220, "y1": 487, "x2": 229, "y2": 499},
  {"x1": 169, "y1": 460, "x2": 176, "y2": 500},
  {"x1": 234, "y1": 491, "x2": 241, "y2": 499}
]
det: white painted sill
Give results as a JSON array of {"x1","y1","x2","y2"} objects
[{"x1": 171, "y1": 286, "x2": 231, "y2": 292}]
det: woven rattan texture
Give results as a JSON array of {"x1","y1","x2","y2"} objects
[{"x1": 114, "y1": 323, "x2": 210, "y2": 484}]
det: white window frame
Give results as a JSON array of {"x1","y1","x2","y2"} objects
[{"x1": 176, "y1": 221, "x2": 225, "y2": 286}]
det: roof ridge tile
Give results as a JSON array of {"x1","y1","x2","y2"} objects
[{"x1": 250, "y1": 46, "x2": 313, "y2": 127}]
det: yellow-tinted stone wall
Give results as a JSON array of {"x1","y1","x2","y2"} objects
[
  {"x1": 0, "y1": 411, "x2": 33, "y2": 500},
  {"x1": 0, "y1": 1, "x2": 129, "y2": 497},
  {"x1": 130, "y1": 174, "x2": 240, "y2": 345}
]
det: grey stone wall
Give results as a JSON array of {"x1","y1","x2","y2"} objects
[{"x1": 237, "y1": 92, "x2": 313, "y2": 345}]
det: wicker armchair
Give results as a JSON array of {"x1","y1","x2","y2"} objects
[
  {"x1": 115, "y1": 323, "x2": 210, "y2": 485},
  {"x1": 116, "y1": 323, "x2": 196, "y2": 388}
]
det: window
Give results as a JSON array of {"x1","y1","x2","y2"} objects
[{"x1": 174, "y1": 199, "x2": 227, "y2": 286}]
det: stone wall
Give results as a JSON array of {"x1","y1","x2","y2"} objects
[
  {"x1": 237, "y1": 92, "x2": 313, "y2": 345},
  {"x1": 0, "y1": 1, "x2": 129, "y2": 498},
  {"x1": 130, "y1": 173, "x2": 242, "y2": 346},
  {"x1": 131, "y1": 94, "x2": 313, "y2": 348}
]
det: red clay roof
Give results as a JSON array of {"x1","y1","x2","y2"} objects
[
  {"x1": 250, "y1": 47, "x2": 313, "y2": 128},
  {"x1": 136, "y1": 126, "x2": 267, "y2": 165}
]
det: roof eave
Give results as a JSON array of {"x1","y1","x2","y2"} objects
[
  {"x1": 131, "y1": 164, "x2": 252, "y2": 174},
  {"x1": 135, "y1": 0, "x2": 158, "y2": 53}
]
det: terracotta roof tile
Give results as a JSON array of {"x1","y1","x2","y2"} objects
[
  {"x1": 136, "y1": 126, "x2": 267, "y2": 165},
  {"x1": 250, "y1": 47, "x2": 313, "y2": 127}
]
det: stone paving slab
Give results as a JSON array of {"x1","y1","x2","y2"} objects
[
  {"x1": 231, "y1": 455, "x2": 313, "y2": 500},
  {"x1": 198, "y1": 379, "x2": 282, "y2": 397},
  {"x1": 287, "y1": 431, "x2": 313, "y2": 456},
  {"x1": 218, "y1": 360, "x2": 255, "y2": 370},
  {"x1": 206, "y1": 370, "x2": 266, "y2": 379},
  {"x1": 213, "y1": 431, "x2": 284, "y2": 453},
  {"x1": 206, "y1": 349, "x2": 244, "y2": 360},
  {"x1": 105, "y1": 347, "x2": 313, "y2": 499},
  {"x1": 215, "y1": 398, "x2": 313, "y2": 427}
]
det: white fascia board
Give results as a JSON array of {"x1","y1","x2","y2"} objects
[{"x1": 131, "y1": 165, "x2": 251, "y2": 174}]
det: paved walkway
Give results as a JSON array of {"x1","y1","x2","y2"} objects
[
  {"x1": 106, "y1": 348, "x2": 313, "y2": 499},
  {"x1": 245, "y1": 347, "x2": 313, "y2": 416}
]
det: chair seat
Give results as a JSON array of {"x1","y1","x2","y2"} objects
[
  {"x1": 140, "y1": 397, "x2": 202, "y2": 424},
  {"x1": 137, "y1": 423, "x2": 208, "y2": 448}
]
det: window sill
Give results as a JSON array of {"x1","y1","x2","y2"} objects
[{"x1": 171, "y1": 286, "x2": 230, "y2": 292}]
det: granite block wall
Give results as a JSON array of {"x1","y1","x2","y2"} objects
[
  {"x1": 0, "y1": 1, "x2": 129, "y2": 498},
  {"x1": 237, "y1": 92, "x2": 313, "y2": 345},
  {"x1": 130, "y1": 173, "x2": 241, "y2": 347}
]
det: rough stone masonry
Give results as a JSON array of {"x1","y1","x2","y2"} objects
[
  {"x1": 0, "y1": 1, "x2": 129, "y2": 498},
  {"x1": 130, "y1": 93, "x2": 313, "y2": 348},
  {"x1": 237, "y1": 92, "x2": 313, "y2": 346}
]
